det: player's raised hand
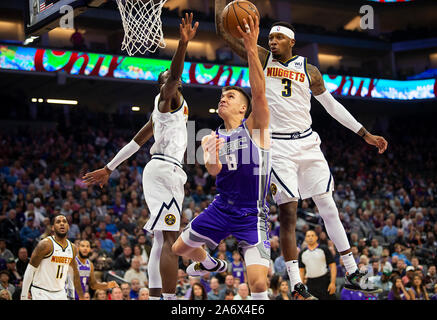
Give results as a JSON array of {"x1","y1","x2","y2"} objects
[
  {"x1": 180, "y1": 12, "x2": 199, "y2": 43},
  {"x1": 82, "y1": 167, "x2": 111, "y2": 188},
  {"x1": 364, "y1": 134, "x2": 388, "y2": 154},
  {"x1": 236, "y1": 15, "x2": 259, "y2": 51}
]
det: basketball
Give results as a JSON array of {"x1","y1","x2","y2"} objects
[{"x1": 222, "y1": 0, "x2": 260, "y2": 39}]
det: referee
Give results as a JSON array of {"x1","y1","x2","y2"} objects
[{"x1": 298, "y1": 229, "x2": 337, "y2": 300}]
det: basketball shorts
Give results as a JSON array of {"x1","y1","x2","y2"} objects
[
  {"x1": 181, "y1": 196, "x2": 271, "y2": 267},
  {"x1": 31, "y1": 286, "x2": 67, "y2": 300},
  {"x1": 270, "y1": 129, "x2": 334, "y2": 204},
  {"x1": 143, "y1": 155, "x2": 187, "y2": 232}
]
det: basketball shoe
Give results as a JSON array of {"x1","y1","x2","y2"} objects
[
  {"x1": 344, "y1": 269, "x2": 383, "y2": 293},
  {"x1": 186, "y1": 258, "x2": 228, "y2": 277},
  {"x1": 291, "y1": 282, "x2": 318, "y2": 300}
]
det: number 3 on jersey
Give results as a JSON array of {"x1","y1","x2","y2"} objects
[{"x1": 281, "y1": 79, "x2": 292, "y2": 97}]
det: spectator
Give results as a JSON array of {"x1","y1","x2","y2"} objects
[
  {"x1": 120, "y1": 282, "x2": 131, "y2": 300},
  {"x1": 176, "y1": 269, "x2": 190, "y2": 299},
  {"x1": 408, "y1": 275, "x2": 430, "y2": 300},
  {"x1": 218, "y1": 274, "x2": 236, "y2": 299},
  {"x1": 19, "y1": 216, "x2": 40, "y2": 253},
  {"x1": 275, "y1": 280, "x2": 292, "y2": 300},
  {"x1": 0, "y1": 239, "x2": 14, "y2": 262},
  {"x1": 114, "y1": 246, "x2": 133, "y2": 274},
  {"x1": 268, "y1": 274, "x2": 282, "y2": 300},
  {"x1": 234, "y1": 283, "x2": 252, "y2": 300},
  {"x1": 270, "y1": 236, "x2": 281, "y2": 262},
  {"x1": 0, "y1": 288, "x2": 12, "y2": 300},
  {"x1": 388, "y1": 276, "x2": 410, "y2": 300},
  {"x1": 230, "y1": 251, "x2": 245, "y2": 284},
  {"x1": 138, "y1": 287, "x2": 149, "y2": 300},
  {"x1": 369, "y1": 239, "x2": 383, "y2": 258},
  {"x1": 123, "y1": 258, "x2": 148, "y2": 287},
  {"x1": 15, "y1": 247, "x2": 29, "y2": 278},
  {"x1": 424, "y1": 265, "x2": 436, "y2": 292},
  {"x1": 213, "y1": 241, "x2": 233, "y2": 263},
  {"x1": 5, "y1": 258, "x2": 21, "y2": 285},
  {"x1": 132, "y1": 244, "x2": 148, "y2": 273},
  {"x1": 0, "y1": 210, "x2": 21, "y2": 254},
  {"x1": 189, "y1": 282, "x2": 208, "y2": 300},
  {"x1": 0, "y1": 270, "x2": 14, "y2": 297},
  {"x1": 129, "y1": 278, "x2": 142, "y2": 300},
  {"x1": 207, "y1": 277, "x2": 221, "y2": 300},
  {"x1": 93, "y1": 289, "x2": 108, "y2": 300},
  {"x1": 109, "y1": 287, "x2": 123, "y2": 300},
  {"x1": 224, "y1": 289, "x2": 235, "y2": 300},
  {"x1": 382, "y1": 219, "x2": 398, "y2": 243}
]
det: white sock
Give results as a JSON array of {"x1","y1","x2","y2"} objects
[
  {"x1": 162, "y1": 293, "x2": 177, "y2": 300},
  {"x1": 285, "y1": 260, "x2": 302, "y2": 290},
  {"x1": 251, "y1": 291, "x2": 269, "y2": 300},
  {"x1": 149, "y1": 296, "x2": 161, "y2": 300},
  {"x1": 201, "y1": 253, "x2": 218, "y2": 269},
  {"x1": 342, "y1": 252, "x2": 358, "y2": 275}
]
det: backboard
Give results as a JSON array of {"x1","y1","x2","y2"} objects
[{"x1": 25, "y1": 0, "x2": 106, "y2": 37}]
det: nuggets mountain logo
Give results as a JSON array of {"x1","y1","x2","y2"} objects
[{"x1": 164, "y1": 214, "x2": 176, "y2": 226}]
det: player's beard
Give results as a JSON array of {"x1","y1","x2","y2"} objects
[
  {"x1": 54, "y1": 230, "x2": 68, "y2": 239},
  {"x1": 79, "y1": 251, "x2": 90, "y2": 259}
]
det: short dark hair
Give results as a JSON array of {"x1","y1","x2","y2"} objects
[
  {"x1": 222, "y1": 86, "x2": 252, "y2": 118},
  {"x1": 271, "y1": 21, "x2": 296, "y2": 33},
  {"x1": 51, "y1": 214, "x2": 67, "y2": 225}
]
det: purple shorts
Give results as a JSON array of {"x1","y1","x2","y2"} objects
[{"x1": 182, "y1": 196, "x2": 270, "y2": 260}]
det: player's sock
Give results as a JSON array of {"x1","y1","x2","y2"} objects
[
  {"x1": 149, "y1": 296, "x2": 161, "y2": 300},
  {"x1": 251, "y1": 291, "x2": 269, "y2": 300},
  {"x1": 341, "y1": 252, "x2": 358, "y2": 275},
  {"x1": 200, "y1": 253, "x2": 219, "y2": 270},
  {"x1": 285, "y1": 260, "x2": 302, "y2": 290},
  {"x1": 162, "y1": 293, "x2": 177, "y2": 300}
]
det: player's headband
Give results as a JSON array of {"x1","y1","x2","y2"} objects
[{"x1": 269, "y1": 25, "x2": 295, "y2": 40}]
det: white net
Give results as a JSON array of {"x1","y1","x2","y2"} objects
[{"x1": 116, "y1": 0, "x2": 167, "y2": 56}]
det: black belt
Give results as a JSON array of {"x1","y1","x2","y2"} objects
[
  {"x1": 151, "y1": 153, "x2": 183, "y2": 169},
  {"x1": 32, "y1": 284, "x2": 63, "y2": 293},
  {"x1": 271, "y1": 127, "x2": 312, "y2": 140}
]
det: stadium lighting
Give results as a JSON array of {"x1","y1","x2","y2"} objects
[
  {"x1": 23, "y1": 35, "x2": 39, "y2": 46},
  {"x1": 31, "y1": 98, "x2": 37, "y2": 102},
  {"x1": 46, "y1": 99, "x2": 78, "y2": 105},
  {"x1": 209, "y1": 108, "x2": 216, "y2": 113},
  {"x1": 131, "y1": 106, "x2": 141, "y2": 111}
]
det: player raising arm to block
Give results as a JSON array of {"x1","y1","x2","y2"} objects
[
  {"x1": 82, "y1": 13, "x2": 198, "y2": 300},
  {"x1": 215, "y1": 0, "x2": 387, "y2": 298}
]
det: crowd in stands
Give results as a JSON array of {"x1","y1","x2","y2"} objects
[{"x1": 0, "y1": 101, "x2": 436, "y2": 300}]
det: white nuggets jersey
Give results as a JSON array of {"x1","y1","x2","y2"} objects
[
  {"x1": 264, "y1": 54, "x2": 312, "y2": 133},
  {"x1": 32, "y1": 236, "x2": 73, "y2": 292},
  {"x1": 149, "y1": 93, "x2": 189, "y2": 163}
]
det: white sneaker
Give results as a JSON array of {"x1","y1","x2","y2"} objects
[{"x1": 186, "y1": 258, "x2": 228, "y2": 277}]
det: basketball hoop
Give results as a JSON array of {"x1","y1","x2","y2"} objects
[{"x1": 116, "y1": 0, "x2": 167, "y2": 56}]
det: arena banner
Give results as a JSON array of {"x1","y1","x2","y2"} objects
[{"x1": 0, "y1": 44, "x2": 435, "y2": 100}]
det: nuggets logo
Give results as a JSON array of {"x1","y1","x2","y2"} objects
[
  {"x1": 270, "y1": 183, "x2": 277, "y2": 196},
  {"x1": 164, "y1": 214, "x2": 176, "y2": 226}
]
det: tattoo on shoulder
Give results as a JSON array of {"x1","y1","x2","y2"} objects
[{"x1": 307, "y1": 64, "x2": 326, "y2": 96}]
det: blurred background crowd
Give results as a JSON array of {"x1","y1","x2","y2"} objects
[{"x1": 0, "y1": 101, "x2": 436, "y2": 300}]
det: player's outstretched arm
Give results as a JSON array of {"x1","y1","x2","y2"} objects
[
  {"x1": 238, "y1": 16, "x2": 270, "y2": 148},
  {"x1": 308, "y1": 63, "x2": 388, "y2": 154},
  {"x1": 159, "y1": 12, "x2": 199, "y2": 113},
  {"x1": 215, "y1": 0, "x2": 268, "y2": 64},
  {"x1": 20, "y1": 238, "x2": 52, "y2": 300},
  {"x1": 89, "y1": 261, "x2": 118, "y2": 291}
]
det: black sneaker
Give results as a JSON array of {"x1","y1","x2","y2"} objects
[
  {"x1": 344, "y1": 269, "x2": 383, "y2": 293},
  {"x1": 186, "y1": 258, "x2": 228, "y2": 277},
  {"x1": 291, "y1": 283, "x2": 318, "y2": 300}
]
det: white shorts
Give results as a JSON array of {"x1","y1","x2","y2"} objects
[
  {"x1": 143, "y1": 155, "x2": 187, "y2": 232},
  {"x1": 270, "y1": 129, "x2": 333, "y2": 204},
  {"x1": 31, "y1": 286, "x2": 67, "y2": 300}
]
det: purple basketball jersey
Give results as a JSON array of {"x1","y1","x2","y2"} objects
[
  {"x1": 215, "y1": 120, "x2": 271, "y2": 208},
  {"x1": 75, "y1": 257, "x2": 91, "y2": 300}
]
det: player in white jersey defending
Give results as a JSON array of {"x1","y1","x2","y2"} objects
[
  {"x1": 20, "y1": 214, "x2": 84, "y2": 300},
  {"x1": 215, "y1": 1, "x2": 388, "y2": 299},
  {"x1": 82, "y1": 13, "x2": 198, "y2": 300}
]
